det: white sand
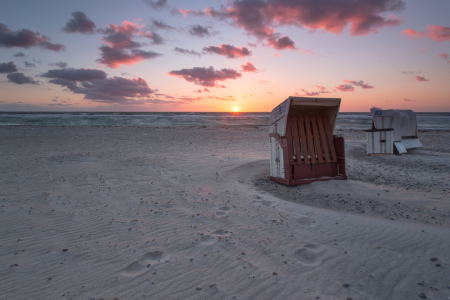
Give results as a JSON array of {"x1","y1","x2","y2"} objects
[{"x1": 1, "y1": 126, "x2": 449, "y2": 300}]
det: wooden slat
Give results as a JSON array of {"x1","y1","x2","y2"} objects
[
  {"x1": 317, "y1": 114, "x2": 331, "y2": 163},
  {"x1": 286, "y1": 116, "x2": 294, "y2": 163},
  {"x1": 297, "y1": 115, "x2": 310, "y2": 164},
  {"x1": 291, "y1": 115, "x2": 304, "y2": 164},
  {"x1": 322, "y1": 115, "x2": 337, "y2": 162},
  {"x1": 304, "y1": 115, "x2": 317, "y2": 164},
  {"x1": 311, "y1": 115, "x2": 324, "y2": 163}
]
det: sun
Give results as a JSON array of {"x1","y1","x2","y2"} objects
[{"x1": 233, "y1": 107, "x2": 239, "y2": 112}]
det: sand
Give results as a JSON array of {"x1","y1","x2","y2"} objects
[{"x1": 0, "y1": 126, "x2": 449, "y2": 300}]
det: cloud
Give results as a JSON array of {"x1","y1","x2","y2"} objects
[
  {"x1": 97, "y1": 21, "x2": 162, "y2": 68},
  {"x1": 438, "y1": 53, "x2": 449, "y2": 63},
  {"x1": 168, "y1": 66, "x2": 241, "y2": 87},
  {"x1": 296, "y1": 87, "x2": 331, "y2": 97},
  {"x1": 49, "y1": 61, "x2": 68, "y2": 68},
  {"x1": 42, "y1": 68, "x2": 158, "y2": 104},
  {"x1": 0, "y1": 23, "x2": 64, "y2": 51},
  {"x1": 0, "y1": 61, "x2": 18, "y2": 73},
  {"x1": 174, "y1": 47, "x2": 201, "y2": 57},
  {"x1": 267, "y1": 35, "x2": 295, "y2": 50},
  {"x1": 189, "y1": 25, "x2": 212, "y2": 37},
  {"x1": 203, "y1": 44, "x2": 252, "y2": 58},
  {"x1": 152, "y1": 20, "x2": 175, "y2": 30},
  {"x1": 416, "y1": 76, "x2": 429, "y2": 82},
  {"x1": 241, "y1": 62, "x2": 258, "y2": 72},
  {"x1": 207, "y1": 0, "x2": 404, "y2": 49},
  {"x1": 180, "y1": 9, "x2": 206, "y2": 17},
  {"x1": 144, "y1": 0, "x2": 168, "y2": 9},
  {"x1": 42, "y1": 68, "x2": 107, "y2": 82},
  {"x1": 7, "y1": 72, "x2": 38, "y2": 85},
  {"x1": 63, "y1": 11, "x2": 96, "y2": 33},
  {"x1": 14, "y1": 52, "x2": 25, "y2": 57},
  {"x1": 97, "y1": 47, "x2": 161, "y2": 68},
  {"x1": 335, "y1": 84, "x2": 354, "y2": 92},
  {"x1": 402, "y1": 25, "x2": 450, "y2": 42},
  {"x1": 24, "y1": 61, "x2": 36, "y2": 68},
  {"x1": 403, "y1": 98, "x2": 416, "y2": 102},
  {"x1": 343, "y1": 79, "x2": 374, "y2": 89}
]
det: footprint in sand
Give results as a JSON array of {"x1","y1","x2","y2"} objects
[
  {"x1": 121, "y1": 250, "x2": 166, "y2": 276},
  {"x1": 293, "y1": 244, "x2": 325, "y2": 266},
  {"x1": 216, "y1": 206, "x2": 233, "y2": 216},
  {"x1": 296, "y1": 217, "x2": 317, "y2": 227},
  {"x1": 197, "y1": 229, "x2": 231, "y2": 246}
]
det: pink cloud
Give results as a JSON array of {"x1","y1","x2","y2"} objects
[
  {"x1": 241, "y1": 62, "x2": 258, "y2": 72},
  {"x1": 343, "y1": 79, "x2": 374, "y2": 89},
  {"x1": 203, "y1": 44, "x2": 252, "y2": 58},
  {"x1": 438, "y1": 53, "x2": 448, "y2": 59},
  {"x1": 416, "y1": 76, "x2": 429, "y2": 82},
  {"x1": 168, "y1": 66, "x2": 241, "y2": 87},
  {"x1": 97, "y1": 21, "x2": 162, "y2": 68},
  {"x1": 274, "y1": 53, "x2": 282, "y2": 57},
  {"x1": 207, "y1": 0, "x2": 404, "y2": 50},
  {"x1": 335, "y1": 84, "x2": 355, "y2": 92},
  {"x1": 402, "y1": 25, "x2": 450, "y2": 42},
  {"x1": 297, "y1": 87, "x2": 330, "y2": 97}
]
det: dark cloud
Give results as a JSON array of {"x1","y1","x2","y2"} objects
[
  {"x1": 335, "y1": 84, "x2": 354, "y2": 92},
  {"x1": 63, "y1": 11, "x2": 96, "y2": 34},
  {"x1": 50, "y1": 61, "x2": 68, "y2": 68},
  {"x1": 174, "y1": 47, "x2": 201, "y2": 57},
  {"x1": 146, "y1": 32, "x2": 164, "y2": 44},
  {"x1": 267, "y1": 35, "x2": 295, "y2": 50},
  {"x1": 42, "y1": 68, "x2": 107, "y2": 81},
  {"x1": 97, "y1": 21, "x2": 162, "y2": 68},
  {"x1": 0, "y1": 61, "x2": 18, "y2": 73},
  {"x1": 144, "y1": 0, "x2": 168, "y2": 9},
  {"x1": 24, "y1": 61, "x2": 35, "y2": 68},
  {"x1": 241, "y1": 62, "x2": 258, "y2": 72},
  {"x1": 207, "y1": 0, "x2": 404, "y2": 49},
  {"x1": 416, "y1": 76, "x2": 429, "y2": 82},
  {"x1": 0, "y1": 23, "x2": 64, "y2": 51},
  {"x1": 203, "y1": 44, "x2": 252, "y2": 58},
  {"x1": 7, "y1": 72, "x2": 38, "y2": 85},
  {"x1": 14, "y1": 52, "x2": 25, "y2": 57},
  {"x1": 42, "y1": 68, "x2": 157, "y2": 104},
  {"x1": 189, "y1": 25, "x2": 211, "y2": 37},
  {"x1": 402, "y1": 25, "x2": 450, "y2": 42},
  {"x1": 152, "y1": 20, "x2": 175, "y2": 30},
  {"x1": 168, "y1": 66, "x2": 241, "y2": 87},
  {"x1": 344, "y1": 80, "x2": 374, "y2": 89}
]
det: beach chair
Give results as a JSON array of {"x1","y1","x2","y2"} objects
[
  {"x1": 269, "y1": 97, "x2": 347, "y2": 185},
  {"x1": 367, "y1": 108, "x2": 421, "y2": 154}
]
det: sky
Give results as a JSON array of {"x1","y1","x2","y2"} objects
[{"x1": 0, "y1": 0, "x2": 449, "y2": 112}]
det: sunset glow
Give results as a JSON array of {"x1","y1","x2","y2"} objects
[{"x1": 0, "y1": 0, "x2": 448, "y2": 112}]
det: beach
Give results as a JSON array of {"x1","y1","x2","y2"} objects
[{"x1": 1, "y1": 126, "x2": 449, "y2": 299}]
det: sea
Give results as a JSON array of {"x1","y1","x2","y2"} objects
[{"x1": 0, "y1": 112, "x2": 449, "y2": 130}]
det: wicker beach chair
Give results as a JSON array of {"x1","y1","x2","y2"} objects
[{"x1": 269, "y1": 97, "x2": 347, "y2": 185}]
